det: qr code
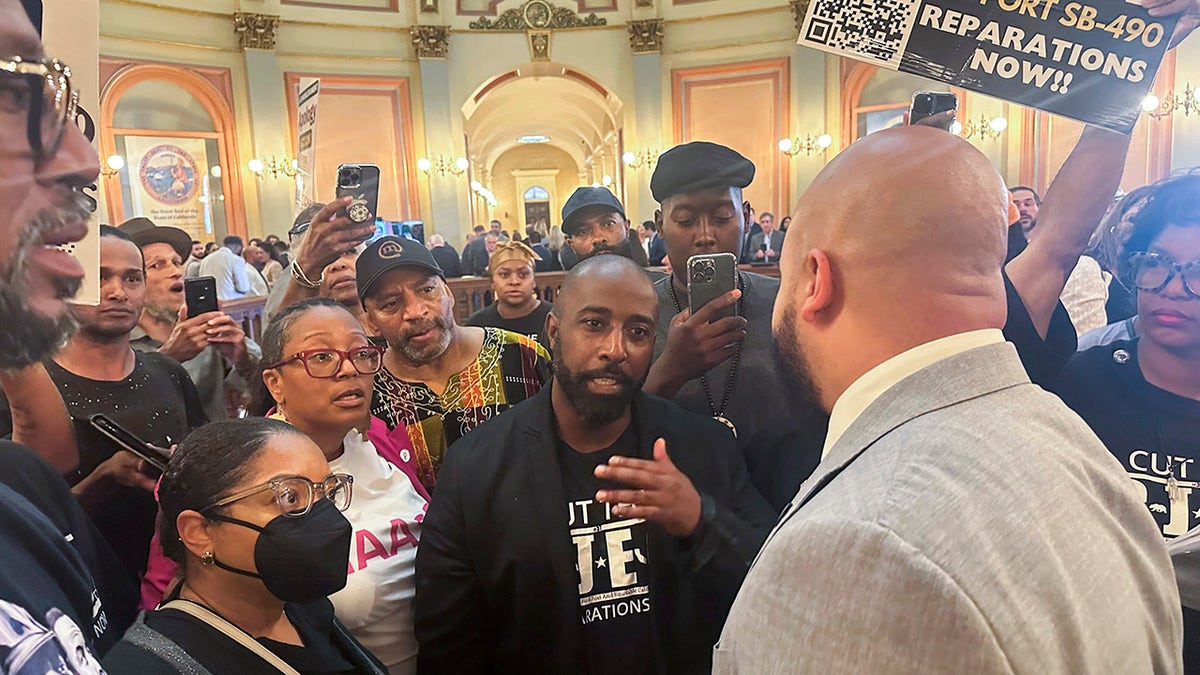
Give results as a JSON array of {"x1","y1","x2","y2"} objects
[{"x1": 803, "y1": 0, "x2": 918, "y2": 67}]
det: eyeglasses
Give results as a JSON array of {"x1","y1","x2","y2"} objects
[
  {"x1": 1, "y1": 55, "x2": 77, "y2": 161},
  {"x1": 267, "y1": 346, "x2": 385, "y2": 379},
  {"x1": 204, "y1": 474, "x2": 353, "y2": 518},
  {"x1": 1123, "y1": 251, "x2": 1200, "y2": 299}
]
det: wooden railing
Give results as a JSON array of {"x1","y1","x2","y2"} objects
[
  {"x1": 222, "y1": 295, "x2": 268, "y2": 345},
  {"x1": 226, "y1": 265, "x2": 782, "y2": 335},
  {"x1": 445, "y1": 264, "x2": 780, "y2": 324}
]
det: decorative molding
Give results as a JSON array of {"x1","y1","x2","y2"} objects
[
  {"x1": 468, "y1": 0, "x2": 606, "y2": 30},
  {"x1": 628, "y1": 18, "x2": 663, "y2": 53},
  {"x1": 232, "y1": 12, "x2": 280, "y2": 50},
  {"x1": 528, "y1": 31, "x2": 551, "y2": 62},
  {"x1": 280, "y1": 0, "x2": 398, "y2": 11},
  {"x1": 411, "y1": 25, "x2": 450, "y2": 59},
  {"x1": 420, "y1": 0, "x2": 439, "y2": 10},
  {"x1": 635, "y1": 0, "x2": 654, "y2": 6},
  {"x1": 789, "y1": 0, "x2": 808, "y2": 33}
]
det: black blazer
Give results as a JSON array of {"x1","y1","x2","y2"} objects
[
  {"x1": 430, "y1": 244, "x2": 464, "y2": 278},
  {"x1": 414, "y1": 387, "x2": 775, "y2": 674},
  {"x1": 647, "y1": 234, "x2": 667, "y2": 267}
]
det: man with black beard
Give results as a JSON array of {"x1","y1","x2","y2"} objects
[
  {"x1": 415, "y1": 255, "x2": 773, "y2": 674},
  {"x1": 0, "y1": 227, "x2": 207, "y2": 583},
  {"x1": 560, "y1": 187, "x2": 664, "y2": 280},
  {"x1": 0, "y1": 0, "x2": 140, "y2": 663}
]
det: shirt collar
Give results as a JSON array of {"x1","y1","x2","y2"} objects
[{"x1": 821, "y1": 329, "x2": 1005, "y2": 458}]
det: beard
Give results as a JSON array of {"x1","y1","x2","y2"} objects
[
  {"x1": 143, "y1": 301, "x2": 179, "y2": 325},
  {"x1": 579, "y1": 236, "x2": 638, "y2": 263},
  {"x1": 0, "y1": 194, "x2": 91, "y2": 368},
  {"x1": 772, "y1": 305, "x2": 827, "y2": 419},
  {"x1": 551, "y1": 337, "x2": 645, "y2": 426},
  {"x1": 391, "y1": 315, "x2": 454, "y2": 364}
]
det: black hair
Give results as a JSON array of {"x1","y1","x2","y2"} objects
[
  {"x1": 1009, "y1": 186, "x2": 1042, "y2": 204},
  {"x1": 157, "y1": 418, "x2": 305, "y2": 569},
  {"x1": 473, "y1": 225, "x2": 486, "y2": 234},
  {"x1": 250, "y1": 297, "x2": 351, "y2": 416},
  {"x1": 99, "y1": 224, "x2": 134, "y2": 243},
  {"x1": 190, "y1": 240, "x2": 201, "y2": 246},
  {"x1": 223, "y1": 235, "x2": 243, "y2": 248},
  {"x1": 761, "y1": 212, "x2": 775, "y2": 221},
  {"x1": 527, "y1": 231, "x2": 543, "y2": 244},
  {"x1": 1124, "y1": 174, "x2": 1200, "y2": 257}
]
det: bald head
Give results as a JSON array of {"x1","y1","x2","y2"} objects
[
  {"x1": 774, "y1": 126, "x2": 1009, "y2": 412},
  {"x1": 554, "y1": 255, "x2": 657, "y2": 319}
]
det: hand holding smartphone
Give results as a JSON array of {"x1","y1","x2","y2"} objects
[
  {"x1": 335, "y1": 163, "x2": 381, "y2": 227},
  {"x1": 909, "y1": 91, "x2": 958, "y2": 131},
  {"x1": 687, "y1": 253, "x2": 739, "y2": 322},
  {"x1": 89, "y1": 414, "x2": 171, "y2": 474}
]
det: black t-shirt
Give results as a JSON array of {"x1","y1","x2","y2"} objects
[
  {"x1": 0, "y1": 441, "x2": 136, "y2": 656},
  {"x1": 465, "y1": 301, "x2": 554, "y2": 344},
  {"x1": 104, "y1": 599, "x2": 367, "y2": 674},
  {"x1": 0, "y1": 352, "x2": 207, "y2": 582},
  {"x1": 1002, "y1": 270, "x2": 1078, "y2": 388},
  {"x1": 1051, "y1": 339, "x2": 1200, "y2": 672},
  {"x1": 557, "y1": 425, "x2": 656, "y2": 675},
  {"x1": 0, "y1": 482, "x2": 114, "y2": 672}
]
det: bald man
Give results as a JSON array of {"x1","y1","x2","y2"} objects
[
  {"x1": 714, "y1": 127, "x2": 1180, "y2": 673},
  {"x1": 416, "y1": 255, "x2": 773, "y2": 674}
]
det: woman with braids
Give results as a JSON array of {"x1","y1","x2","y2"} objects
[
  {"x1": 139, "y1": 298, "x2": 427, "y2": 674},
  {"x1": 103, "y1": 418, "x2": 386, "y2": 673}
]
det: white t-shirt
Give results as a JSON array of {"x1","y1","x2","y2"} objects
[{"x1": 328, "y1": 430, "x2": 427, "y2": 675}]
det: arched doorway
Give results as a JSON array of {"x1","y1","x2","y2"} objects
[
  {"x1": 462, "y1": 63, "x2": 623, "y2": 232},
  {"x1": 99, "y1": 63, "x2": 247, "y2": 238}
]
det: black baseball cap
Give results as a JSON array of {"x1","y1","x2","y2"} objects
[
  {"x1": 561, "y1": 187, "x2": 626, "y2": 236},
  {"x1": 356, "y1": 236, "x2": 444, "y2": 302},
  {"x1": 118, "y1": 217, "x2": 192, "y2": 262}
]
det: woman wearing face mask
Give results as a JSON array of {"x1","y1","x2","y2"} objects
[
  {"x1": 103, "y1": 417, "x2": 385, "y2": 674},
  {"x1": 138, "y1": 298, "x2": 427, "y2": 674}
]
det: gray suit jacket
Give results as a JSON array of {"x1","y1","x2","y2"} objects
[
  {"x1": 747, "y1": 230, "x2": 783, "y2": 262},
  {"x1": 715, "y1": 342, "x2": 1181, "y2": 674}
]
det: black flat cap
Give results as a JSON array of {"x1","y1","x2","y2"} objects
[
  {"x1": 561, "y1": 187, "x2": 626, "y2": 236},
  {"x1": 118, "y1": 217, "x2": 192, "y2": 262},
  {"x1": 356, "y1": 235, "x2": 444, "y2": 302},
  {"x1": 650, "y1": 141, "x2": 756, "y2": 203}
]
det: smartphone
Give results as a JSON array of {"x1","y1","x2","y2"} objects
[
  {"x1": 88, "y1": 414, "x2": 170, "y2": 473},
  {"x1": 184, "y1": 276, "x2": 219, "y2": 319},
  {"x1": 687, "y1": 253, "x2": 739, "y2": 322},
  {"x1": 909, "y1": 91, "x2": 958, "y2": 129},
  {"x1": 335, "y1": 163, "x2": 381, "y2": 227}
]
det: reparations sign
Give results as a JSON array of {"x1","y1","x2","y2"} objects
[{"x1": 799, "y1": 0, "x2": 1178, "y2": 133}]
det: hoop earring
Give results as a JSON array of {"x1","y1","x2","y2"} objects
[{"x1": 201, "y1": 551, "x2": 215, "y2": 566}]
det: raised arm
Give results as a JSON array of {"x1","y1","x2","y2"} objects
[{"x1": 1005, "y1": 126, "x2": 1131, "y2": 338}]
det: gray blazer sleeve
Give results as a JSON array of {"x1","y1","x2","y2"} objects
[{"x1": 714, "y1": 517, "x2": 1014, "y2": 675}]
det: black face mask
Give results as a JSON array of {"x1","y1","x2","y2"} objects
[{"x1": 208, "y1": 498, "x2": 353, "y2": 603}]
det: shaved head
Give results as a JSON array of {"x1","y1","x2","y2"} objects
[
  {"x1": 774, "y1": 126, "x2": 1009, "y2": 412},
  {"x1": 553, "y1": 254, "x2": 657, "y2": 318}
]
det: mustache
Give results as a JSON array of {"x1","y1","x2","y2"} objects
[
  {"x1": 575, "y1": 364, "x2": 633, "y2": 386},
  {"x1": 399, "y1": 316, "x2": 448, "y2": 341},
  {"x1": 8, "y1": 190, "x2": 93, "y2": 291}
]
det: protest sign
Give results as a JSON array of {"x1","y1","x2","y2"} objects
[
  {"x1": 799, "y1": 0, "x2": 1178, "y2": 133},
  {"x1": 295, "y1": 78, "x2": 320, "y2": 208}
]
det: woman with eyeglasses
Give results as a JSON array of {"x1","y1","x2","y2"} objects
[
  {"x1": 1050, "y1": 172, "x2": 1200, "y2": 671},
  {"x1": 139, "y1": 298, "x2": 427, "y2": 674},
  {"x1": 103, "y1": 417, "x2": 385, "y2": 673}
]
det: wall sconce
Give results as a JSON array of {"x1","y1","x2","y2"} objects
[
  {"x1": 622, "y1": 148, "x2": 659, "y2": 170},
  {"x1": 778, "y1": 134, "x2": 832, "y2": 157},
  {"x1": 101, "y1": 154, "x2": 125, "y2": 177},
  {"x1": 418, "y1": 155, "x2": 469, "y2": 177},
  {"x1": 248, "y1": 156, "x2": 298, "y2": 179},
  {"x1": 960, "y1": 115, "x2": 1008, "y2": 141},
  {"x1": 470, "y1": 180, "x2": 498, "y2": 207},
  {"x1": 1142, "y1": 84, "x2": 1200, "y2": 119}
]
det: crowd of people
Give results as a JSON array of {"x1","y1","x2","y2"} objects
[{"x1": 6, "y1": 0, "x2": 1200, "y2": 672}]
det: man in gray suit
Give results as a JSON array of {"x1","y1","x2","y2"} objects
[
  {"x1": 714, "y1": 126, "x2": 1182, "y2": 673},
  {"x1": 746, "y1": 212, "x2": 783, "y2": 263}
]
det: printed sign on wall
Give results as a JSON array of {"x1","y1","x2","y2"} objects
[
  {"x1": 125, "y1": 136, "x2": 211, "y2": 241},
  {"x1": 296, "y1": 77, "x2": 320, "y2": 209},
  {"x1": 798, "y1": 0, "x2": 1178, "y2": 133}
]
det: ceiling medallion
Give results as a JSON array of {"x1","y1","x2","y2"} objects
[{"x1": 468, "y1": 0, "x2": 607, "y2": 30}]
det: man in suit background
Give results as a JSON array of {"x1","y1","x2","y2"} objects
[
  {"x1": 746, "y1": 212, "x2": 783, "y2": 263},
  {"x1": 416, "y1": 255, "x2": 774, "y2": 674},
  {"x1": 714, "y1": 126, "x2": 1181, "y2": 672},
  {"x1": 426, "y1": 234, "x2": 464, "y2": 278},
  {"x1": 641, "y1": 220, "x2": 667, "y2": 266}
]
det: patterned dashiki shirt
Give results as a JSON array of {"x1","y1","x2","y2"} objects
[{"x1": 372, "y1": 327, "x2": 550, "y2": 490}]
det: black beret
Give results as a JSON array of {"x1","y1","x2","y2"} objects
[{"x1": 650, "y1": 141, "x2": 755, "y2": 203}]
